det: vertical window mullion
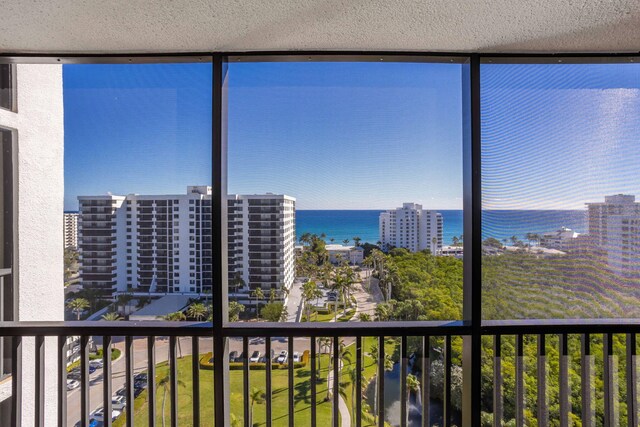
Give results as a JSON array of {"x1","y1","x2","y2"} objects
[{"x1": 212, "y1": 53, "x2": 230, "y2": 427}]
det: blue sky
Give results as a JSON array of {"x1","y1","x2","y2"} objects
[
  {"x1": 482, "y1": 63, "x2": 640, "y2": 210},
  {"x1": 63, "y1": 61, "x2": 463, "y2": 210},
  {"x1": 64, "y1": 61, "x2": 640, "y2": 211}
]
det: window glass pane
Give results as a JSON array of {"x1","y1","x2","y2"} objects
[
  {"x1": 481, "y1": 60, "x2": 640, "y2": 319},
  {"x1": 227, "y1": 60, "x2": 466, "y2": 322},
  {"x1": 0, "y1": 64, "x2": 14, "y2": 111}
]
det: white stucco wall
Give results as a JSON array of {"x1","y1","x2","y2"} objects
[{"x1": 0, "y1": 64, "x2": 64, "y2": 426}]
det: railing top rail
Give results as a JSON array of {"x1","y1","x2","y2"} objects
[{"x1": 2, "y1": 318, "x2": 640, "y2": 337}]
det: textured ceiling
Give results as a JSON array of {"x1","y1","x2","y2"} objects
[{"x1": 1, "y1": 0, "x2": 639, "y2": 54}]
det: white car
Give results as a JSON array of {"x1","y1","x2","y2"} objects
[
  {"x1": 111, "y1": 395, "x2": 126, "y2": 411},
  {"x1": 249, "y1": 351, "x2": 261, "y2": 363},
  {"x1": 292, "y1": 352, "x2": 301, "y2": 363},
  {"x1": 66, "y1": 379, "x2": 80, "y2": 391},
  {"x1": 91, "y1": 408, "x2": 121, "y2": 422},
  {"x1": 276, "y1": 350, "x2": 288, "y2": 364},
  {"x1": 89, "y1": 360, "x2": 103, "y2": 368}
]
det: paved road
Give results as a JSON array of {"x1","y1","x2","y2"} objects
[{"x1": 326, "y1": 360, "x2": 350, "y2": 427}]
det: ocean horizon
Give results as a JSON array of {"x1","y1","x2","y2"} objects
[{"x1": 297, "y1": 209, "x2": 587, "y2": 246}]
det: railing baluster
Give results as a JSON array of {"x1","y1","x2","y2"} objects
[
  {"x1": 288, "y1": 336, "x2": 294, "y2": 427},
  {"x1": 604, "y1": 333, "x2": 619, "y2": 426},
  {"x1": 126, "y1": 335, "x2": 134, "y2": 427},
  {"x1": 192, "y1": 337, "x2": 200, "y2": 427},
  {"x1": 627, "y1": 333, "x2": 637, "y2": 427},
  {"x1": 81, "y1": 335, "x2": 90, "y2": 426},
  {"x1": 169, "y1": 336, "x2": 178, "y2": 427},
  {"x1": 311, "y1": 337, "x2": 317, "y2": 427},
  {"x1": 400, "y1": 335, "x2": 408, "y2": 427},
  {"x1": 581, "y1": 333, "x2": 593, "y2": 427},
  {"x1": 11, "y1": 335, "x2": 22, "y2": 427},
  {"x1": 103, "y1": 336, "x2": 113, "y2": 427},
  {"x1": 266, "y1": 336, "x2": 272, "y2": 427},
  {"x1": 356, "y1": 336, "x2": 362, "y2": 427},
  {"x1": 444, "y1": 335, "x2": 452, "y2": 427},
  {"x1": 422, "y1": 335, "x2": 430, "y2": 427},
  {"x1": 377, "y1": 335, "x2": 384, "y2": 427},
  {"x1": 493, "y1": 335, "x2": 502, "y2": 427},
  {"x1": 537, "y1": 334, "x2": 548, "y2": 427},
  {"x1": 148, "y1": 336, "x2": 157, "y2": 427},
  {"x1": 35, "y1": 335, "x2": 44, "y2": 427},
  {"x1": 559, "y1": 334, "x2": 569, "y2": 427},
  {"x1": 515, "y1": 334, "x2": 524, "y2": 427},
  {"x1": 333, "y1": 336, "x2": 340, "y2": 427},
  {"x1": 243, "y1": 336, "x2": 250, "y2": 427},
  {"x1": 58, "y1": 335, "x2": 67, "y2": 427}
]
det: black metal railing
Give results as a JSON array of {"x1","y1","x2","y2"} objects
[{"x1": 2, "y1": 319, "x2": 640, "y2": 426}]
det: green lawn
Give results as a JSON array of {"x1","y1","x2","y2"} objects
[
  {"x1": 112, "y1": 337, "x2": 399, "y2": 427},
  {"x1": 114, "y1": 354, "x2": 340, "y2": 427}
]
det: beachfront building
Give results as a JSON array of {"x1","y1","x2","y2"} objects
[
  {"x1": 441, "y1": 245, "x2": 464, "y2": 258},
  {"x1": 228, "y1": 194, "x2": 296, "y2": 299},
  {"x1": 379, "y1": 203, "x2": 443, "y2": 254},
  {"x1": 78, "y1": 188, "x2": 296, "y2": 298},
  {"x1": 539, "y1": 226, "x2": 579, "y2": 251},
  {"x1": 64, "y1": 212, "x2": 79, "y2": 249},
  {"x1": 586, "y1": 194, "x2": 640, "y2": 277},
  {"x1": 326, "y1": 244, "x2": 364, "y2": 265}
]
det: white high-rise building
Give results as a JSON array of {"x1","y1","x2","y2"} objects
[
  {"x1": 587, "y1": 194, "x2": 640, "y2": 277},
  {"x1": 64, "y1": 212, "x2": 79, "y2": 249},
  {"x1": 379, "y1": 203, "x2": 443, "y2": 254},
  {"x1": 78, "y1": 187, "x2": 296, "y2": 298},
  {"x1": 228, "y1": 194, "x2": 296, "y2": 299}
]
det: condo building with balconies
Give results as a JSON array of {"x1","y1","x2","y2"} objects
[
  {"x1": 63, "y1": 212, "x2": 79, "y2": 249},
  {"x1": 379, "y1": 202, "x2": 443, "y2": 254},
  {"x1": 586, "y1": 194, "x2": 640, "y2": 277},
  {"x1": 78, "y1": 188, "x2": 295, "y2": 298}
]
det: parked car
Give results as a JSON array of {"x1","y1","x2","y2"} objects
[
  {"x1": 249, "y1": 351, "x2": 261, "y2": 363},
  {"x1": 89, "y1": 360, "x2": 103, "y2": 368},
  {"x1": 66, "y1": 379, "x2": 80, "y2": 391},
  {"x1": 111, "y1": 395, "x2": 126, "y2": 411},
  {"x1": 229, "y1": 351, "x2": 239, "y2": 362},
  {"x1": 292, "y1": 352, "x2": 301, "y2": 363},
  {"x1": 88, "y1": 365, "x2": 97, "y2": 374},
  {"x1": 327, "y1": 294, "x2": 337, "y2": 301},
  {"x1": 276, "y1": 350, "x2": 288, "y2": 364},
  {"x1": 115, "y1": 388, "x2": 127, "y2": 397},
  {"x1": 91, "y1": 408, "x2": 121, "y2": 422},
  {"x1": 134, "y1": 387, "x2": 144, "y2": 398},
  {"x1": 134, "y1": 372, "x2": 147, "y2": 382},
  {"x1": 68, "y1": 369, "x2": 81, "y2": 381}
]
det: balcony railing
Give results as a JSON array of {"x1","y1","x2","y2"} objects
[{"x1": 2, "y1": 320, "x2": 639, "y2": 426}]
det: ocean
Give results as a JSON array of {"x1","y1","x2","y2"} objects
[{"x1": 296, "y1": 210, "x2": 586, "y2": 246}]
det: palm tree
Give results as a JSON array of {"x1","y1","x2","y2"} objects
[
  {"x1": 252, "y1": 287, "x2": 264, "y2": 320},
  {"x1": 157, "y1": 374, "x2": 185, "y2": 427},
  {"x1": 101, "y1": 312, "x2": 121, "y2": 321},
  {"x1": 163, "y1": 311, "x2": 186, "y2": 357},
  {"x1": 406, "y1": 374, "x2": 421, "y2": 423},
  {"x1": 329, "y1": 237, "x2": 335, "y2": 243},
  {"x1": 249, "y1": 386, "x2": 266, "y2": 427},
  {"x1": 510, "y1": 235, "x2": 519, "y2": 246},
  {"x1": 353, "y1": 236, "x2": 362, "y2": 247},
  {"x1": 342, "y1": 238, "x2": 350, "y2": 246},
  {"x1": 302, "y1": 280, "x2": 323, "y2": 321},
  {"x1": 316, "y1": 337, "x2": 331, "y2": 377},
  {"x1": 186, "y1": 302, "x2": 207, "y2": 321},
  {"x1": 228, "y1": 301, "x2": 245, "y2": 322},
  {"x1": 67, "y1": 298, "x2": 90, "y2": 320},
  {"x1": 369, "y1": 343, "x2": 394, "y2": 424},
  {"x1": 230, "y1": 273, "x2": 245, "y2": 294},
  {"x1": 451, "y1": 236, "x2": 459, "y2": 246}
]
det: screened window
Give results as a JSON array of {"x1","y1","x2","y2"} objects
[
  {"x1": 481, "y1": 59, "x2": 640, "y2": 319},
  {"x1": 0, "y1": 64, "x2": 14, "y2": 111}
]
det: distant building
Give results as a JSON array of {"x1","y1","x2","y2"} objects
[
  {"x1": 441, "y1": 245, "x2": 463, "y2": 258},
  {"x1": 78, "y1": 187, "x2": 296, "y2": 298},
  {"x1": 379, "y1": 203, "x2": 442, "y2": 254},
  {"x1": 63, "y1": 212, "x2": 79, "y2": 249},
  {"x1": 586, "y1": 194, "x2": 640, "y2": 277},
  {"x1": 539, "y1": 226, "x2": 579, "y2": 250},
  {"x1": 326, "y1": 244, "x2": 364, "y2": 265}
]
